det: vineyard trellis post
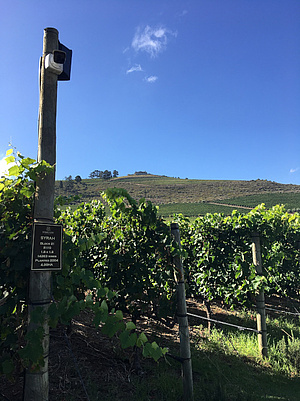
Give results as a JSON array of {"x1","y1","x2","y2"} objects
[
  {"x1": 24, "y1": 28, "x2": 59, "y2": 401},
  {"x1": 251, "y1": 232, "x2": 268, "y2": 358},
  {"x1": 171, "y1": 223, "x2": 194, "y2": 401}
]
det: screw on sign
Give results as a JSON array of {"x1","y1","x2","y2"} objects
[{"x1": 31, "y1": 223, "x2": 62, "y2": 271}]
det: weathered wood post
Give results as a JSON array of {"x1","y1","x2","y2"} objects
[
  {"x1": 171, "y1": 223, "x2": 194, "y2": 401},
  {"x1": 23, "y1": 27, "x2": 59, "y2": 401},
  {"x1": 251, "y1": 232, "x2": 268, "y2": 358}
]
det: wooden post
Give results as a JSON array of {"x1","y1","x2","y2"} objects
[
  {"x1": 24, "y1": 28, "x2": 59, "y2": 401},
  {"x1": 171, "y1": 223, "x2": 194, "y2": 401},
  {"x1": 251, "y1": 232, "x2": 268, "y2": 358}
]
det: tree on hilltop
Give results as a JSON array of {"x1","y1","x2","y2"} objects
[
  {"x1": 75, "y1": 175, "x2": 82, "y2": 183},
  {"x1": 89, "y1": 170, "x2": 103, "y2": 179},
  {"x1": 102, "y1": 170, "x2": 112, "y2": 180}
]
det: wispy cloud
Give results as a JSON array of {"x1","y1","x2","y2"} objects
[
  {"x1": 132, "y1": 25, "x2": 176, "y2": 58},
  {"x1": 126, "y1": 64, "x2": 143, "y2": 74},
  {"x1": 290, "y1": 167, "x2": 299, "y2": 173},
  {"x1": 145, "y1": 76, "x2": 158, "y2": 83},
  {"x1": 178, "y1": 10, "x2": 188, "y2": 17}
]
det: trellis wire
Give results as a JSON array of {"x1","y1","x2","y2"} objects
[
  {"x1": 265, "y1": 306, "x2": 300, "y2": 316},
  {"x1": 187, "y1": 311, "x2": 262, "y2": 334}
]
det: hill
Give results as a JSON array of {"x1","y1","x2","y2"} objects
[{"x1": 55, "y1": 174, "x2": 300, "y2": 216}]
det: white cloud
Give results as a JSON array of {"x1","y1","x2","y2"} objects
[
  {"x1": 145, "y1": 76, "x2": 158, "y2": 83},
  {"x1": 290, "y1": 167, "x2": 299, "y2": 173},
  {"x1": 126, "y1": 64, "x2": 143, "y2": 74},
  {"x1": 132, "y1": 25, "x2": 176, "y2": 58}
]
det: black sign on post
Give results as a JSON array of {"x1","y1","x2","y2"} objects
[{"x1": 31, "y1": 223, "x2": 63, "y2": 271}]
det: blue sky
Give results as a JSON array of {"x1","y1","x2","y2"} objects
[{"x1": 1, "y1": 0, "x2": 299, "y2": 184}]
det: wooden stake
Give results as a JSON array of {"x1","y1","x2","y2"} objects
[
  {"x1": 171, "y1": 223, "x2": 194, "y2": 401},
  {"x1": 24, "y1": 27, "x2": 59, "y2": 401},
  {"x1": 251, "y1": 232, "x2": 268, "y2": 358}
]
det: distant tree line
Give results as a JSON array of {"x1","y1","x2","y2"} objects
[
  {"x1": 89, "y1": 169, "x2": 119, "y2": 179},
  {"x1": 60, "y1": 171, "x2": 119, "y2": 189}
]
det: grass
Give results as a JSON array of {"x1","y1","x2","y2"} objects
[
  {"x1": 213, "y1": 192, "x2": 300, "y2": 211},
  {"x1": 123, "y1": 308, "x2": 300, "y2": 401},
  {"x1": 188, "y1": 311, "x2": 300, "y2": 400},
  {"x1": 157, "y1": 202, "x2": 251, "y2": 217},
  {"x1": 200, "y1": 303, "x2": 300, "y2": 396},
  {"x1": 190, "y1": 341, "x2": 300, "y2": 400}
]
